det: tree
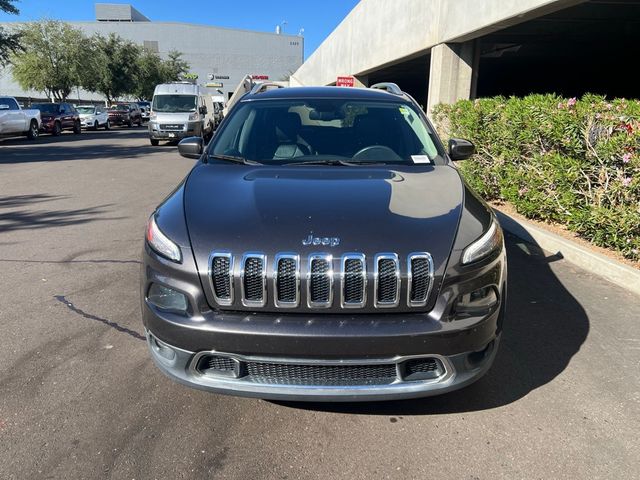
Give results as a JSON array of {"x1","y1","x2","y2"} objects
[
  {"x1": 0, "y1": 0, "x2": 22, "y2": 67},
  {"x1": 163, "y1": 50, "x2": 190, "y2": 81},
  {"x1": 82, "y1": 33, "x2": 141, "y2": 104},
  {"x1": 133, "y1": 49, "x2": 166, "y2": 101},
  {"x1": 133, "y1": 49, "x2": 190, "y2": 101},
  {"x1": 12, "y1": 20, "x2": 87, "y2": 100}
]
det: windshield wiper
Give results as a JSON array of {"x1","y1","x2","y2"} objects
[
  {"x1": 283, "y1": 159, "x2": 386, "y2": 167},
  {"x1": 208, "y1": 154, "x2": 262, "y2": 165}
]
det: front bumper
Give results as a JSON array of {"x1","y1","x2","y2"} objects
[
  {"x1": 148, "y1": 121, "x2": 203, "y2": 140},
  {"x1": 146, "y1": 329, "x2": 500, "y2": 401}
]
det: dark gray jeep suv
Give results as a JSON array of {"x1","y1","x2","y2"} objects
[{"x1": 141, "y1": 83, "x2": 506, "y2": 401}]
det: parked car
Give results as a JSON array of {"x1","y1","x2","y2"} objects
[
  {"x1": 32, "y1": 102, "x2": 81, "y2": 136},
  {"x1": 137, "y1": 101, "x2": 151, "y2": 122},
  {"x1": 211, "y1": 94, "x2": 225, "y2": 128},
  {"x1": 107, "y1": 103, "x2": 142, "y2": 127},
  {"x1": 0, "y1": 96, "x2": 41, "y2": 140},
  {"x1": 148, "y1": 82, "x2": 214, "y2": 146},
  {"x1": 141, "y1": 83, "x2": 507, "y2": 401},
  {"x1": 77, "y1": 105, "x2": 110, "y2": 130}
]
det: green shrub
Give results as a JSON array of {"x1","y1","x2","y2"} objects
[{"x1": 433, "y1": 94, "x2": 640, "y2": 262}]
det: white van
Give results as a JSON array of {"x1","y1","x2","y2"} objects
[{"x1": 148, "y1": 82, "x2": 214, "y2": 146}]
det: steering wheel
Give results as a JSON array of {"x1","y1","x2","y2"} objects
[{"x1": 352, "y1": 145, "x2": 402, "y2": 162}]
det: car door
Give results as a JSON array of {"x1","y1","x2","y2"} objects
[
  {"x1": 59, "y1": 104, "x2": 70, "y2": 129},
  {"x1": 0, "y1": 97, "x2": 22, "y2": 133}
]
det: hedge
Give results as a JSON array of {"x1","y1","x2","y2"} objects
[{"x1": 433, "y1": 94, "x2": 640, "y2": 262}]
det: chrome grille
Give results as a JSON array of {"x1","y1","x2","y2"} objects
[
  {"x1": 308, "y1": 254, "x2": 332, "y2": 307},
  {"x1": 241, "y1": 253, "x2": 266, "y2": 306},
  {"x1": 408, "y1": 253, "x2": 434, "y2": 307},
  {"x1": 207, "y1": 251, "x2": 433, "y2": 310},
  {"x1": 209, "y1": 252, "x2": 233, "y2": 305},
  {"x1": 375, "y1": 254, "x2": 400, "y2": 308}
]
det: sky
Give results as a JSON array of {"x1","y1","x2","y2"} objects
[{"x1": 0, "y1": 0, "x2": 360, "y2": 59}]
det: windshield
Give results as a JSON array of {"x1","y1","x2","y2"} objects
[
  {"x1": 152, "y1": 95, "x2": 197, "y2": 113},
  {"x1": 111, "y1": 104, "x2": 129, "y2": 111},
  {"x1": 32, "y1": 104, "x2": 58, "y2": 114},
  {"x1": 76, "y1": 106, "x2": 95, "y2": 114},
  {"x1": 209, "y1": 99, "x2": 442, "y2": 165}
]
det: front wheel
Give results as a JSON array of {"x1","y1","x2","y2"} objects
[
  {"x1": 26, "y1": 120, "x2": 39, "y2": 140},
  {"x1": 137, "y1": 117, "x2": 142, "y2": 126},
  {"x1": 127, "y1": 119, "x2": 132, "y2": 128},
  {"x1": 52, "y1": 121, "x2": 62, "y2": 136},
  {"x1": 105, "y1": 120, "x2": 110, "y2": 130},
  {"x1": 150, "y1": 138, "x2": 159, "y2": 146},
  {"x1": 93, "y1": 120, "x2": 99, "y2": 130},
  {"x1": 73, "y1": 121, "x2": 81, "y2": 134}
]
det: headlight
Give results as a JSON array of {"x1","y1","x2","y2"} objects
[
  {"x1": 146, "y1": 215, "x2": 182, "y2": 262},
  {"x1": 150, "y1": 112, "x2": 157, "y2": 121},
  {"x1": 462, "y1": 219, "x2": 503, "y2": 265},
  {"x1": 188, "y1": 112, "x2": 198, "y2": 121}
]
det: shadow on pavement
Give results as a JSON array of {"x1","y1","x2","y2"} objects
[
  {"x1": 274, "y1": 232, "x2": 589, "y2": 414},
  {"x1": 0, "y1": 195, "x2": 122, "y2": 232},
  {"x1": 0, "y1": 129, "x2": 171, "y2": 164}
]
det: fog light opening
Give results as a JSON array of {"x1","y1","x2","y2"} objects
[
  {"x1": 151, "y1": 337, "x2": 176, "y2": 362},
  {"x1": 147, "y1": 283, "x2": 188, "y2": 313},
  {"x1": 467, "y1": 340, "x2": 494, "y2": 368},
  {"x1": 454, "y1": 286, "x2": 498, "y2": 317}
]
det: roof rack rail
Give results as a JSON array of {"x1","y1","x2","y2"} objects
[
  {"x1": 370, "y1": 82, "x2": 403, "y2": 95},
  {"x1": 250, "y1": 82, "x2": 286, "y2": 95}
]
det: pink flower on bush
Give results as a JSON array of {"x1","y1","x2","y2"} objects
[
  {"x1": 518, "y1": 187, "x2": 529, "y2": 196},
  {"x1": 557, "y1": 102, "x2": 564, "y2": 110},
  {"x1": 567, "y1": 97, "x2": 577, "y2": 108},
  {"x1": 606, "y1": 103, "x2": 613, "y2": 110},
  {"x1": 622, "y1": 153, "x2": 632, "y2": 164},
  {"x1": 595, "y1": 113, "x2": 602, "y2": 119},
  {"x1": 622, "y1": 177, "x2": 632, "y2": 187}
]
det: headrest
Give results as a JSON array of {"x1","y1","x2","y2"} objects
[{"x1": 274, "y1": 112, "x2": 302, "y2": 142}]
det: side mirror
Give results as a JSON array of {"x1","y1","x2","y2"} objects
[
  {"x1": 178, "y1": 137, "x2": 203, "y2": 159},
  {"x1": 448, "y1": 138, "x2": 475, "y2": 161},
  {"x1": 199, "y1": 106, "x2": 207, "y2": 115}
]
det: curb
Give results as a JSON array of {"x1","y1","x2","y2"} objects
[{"x1": 494, "y1": 209, "x2": 640, "y2": 297}]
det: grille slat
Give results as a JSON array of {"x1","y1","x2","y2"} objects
[
  {"x1": 408, "y1": 253, "x2": 433, "y2": 307},
  {"x1": 342, "y1": 254, "x2": 366, "y2": 308},
  {"x1": 275, "y1": 255, "x2": 299, "y2": 307},
  {"x1": 241, "y1": 254, "x2": 266, "y2": 306},
  {"x1": 209, "y1": 253, "x2": 233, "y2": 305},
  {"x1": 308, "y1": 255, "x2": 332, "y2": 307},
  {"x1": 375, "y1": 254, "x2": 399, "y2": 307}
]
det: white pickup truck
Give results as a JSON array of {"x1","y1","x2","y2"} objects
[{"x1": 0, "y1": 96, "x2": 41, "y2": 140}]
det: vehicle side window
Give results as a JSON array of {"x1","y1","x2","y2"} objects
[{"x1": 0, "y1": 97, "x2": 19, "y2": 110}]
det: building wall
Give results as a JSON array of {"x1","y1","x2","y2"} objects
[{"x1": 0, "y1": 21, "x2": 303, "y2": 101}]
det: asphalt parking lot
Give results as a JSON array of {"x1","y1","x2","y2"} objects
[{"x1": 1, "y1": 129, "x2": 639, "y2": 479}]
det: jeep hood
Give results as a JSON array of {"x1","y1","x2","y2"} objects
[{"x1": 184, "y1": 163, "x2": 464, "y2": 278}]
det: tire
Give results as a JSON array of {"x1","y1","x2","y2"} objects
[
  {"x1": 26, "y1": 120, "x2": 39, "y2": 140},
  {"x1": 127, "y1": 119, "x2": 132, "y2": 128},
  {"x1": 73, "y1": 121, "x2": 81, "y2": 134},
  {"x1": 150, "y1": 138, "x2": 159, "y2": 146},
  {"x1": 52, "y1": 121, "x2": 61, "y2": 136},
  {"x1": 93, "y1": 120, "x2": 99, "y2": 130},
  {"x1": 137, "y1": 117, "x2": 142, "y2": 127},
  {"x1": 105, "y1": 120, "x2": 110, "y2": 130}
]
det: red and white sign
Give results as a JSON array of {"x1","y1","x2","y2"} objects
[
  {"x1": 336, "y1": 76, "x2": 355, "y2": 87},
  {"x1": 251, "y1": 74, "x2": 269, "y2": 80}
]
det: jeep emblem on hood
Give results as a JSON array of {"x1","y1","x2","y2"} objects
[{"x1": 302, "y1": 235, "x2": 340, "y2": 247}]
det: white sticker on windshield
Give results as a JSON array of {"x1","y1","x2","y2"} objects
[{"x1": 411, "y1": 155, "x2": 431, "y2": 164}]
